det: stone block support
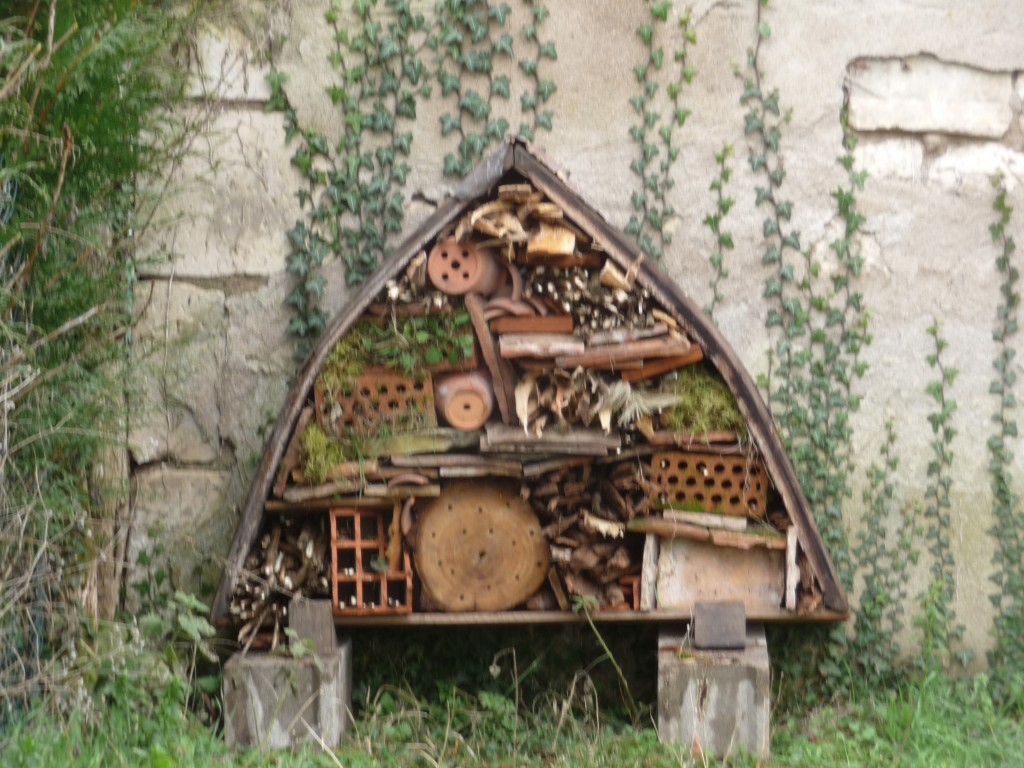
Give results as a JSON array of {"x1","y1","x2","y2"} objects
[
  {"x1": 223, "y1": 640, "x2": 353, "y2": 750},
  {"x1": 658, "y1": 623, "x2": 770, "y2": 759}
]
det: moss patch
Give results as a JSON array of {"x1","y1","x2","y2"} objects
[
  {"x1": 659, "y1": 364, "x2": 746, "y2": 436},
  {"x1": 300, "y1": 422, "x2": 350, "y2": 484}
]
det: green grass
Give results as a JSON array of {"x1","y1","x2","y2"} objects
[{"x1": 3, "y1": 666, "x2": 1022, "y2": 767}]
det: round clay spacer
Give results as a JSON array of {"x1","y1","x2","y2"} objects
[
  {"x1": 426, "y1": 236, "x2": 503, "y2": 296},
  {"x1": 433, "y1": 371, "x2": 495, "y2": 431}
]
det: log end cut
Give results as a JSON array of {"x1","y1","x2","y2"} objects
[{"x1": 413, "y1": 480, "x2": 549, "y2": 611}]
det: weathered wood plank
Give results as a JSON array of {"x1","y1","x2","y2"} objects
[
  {"x1": 588, "y1": 322, "x2": 668, "y2": 347},
  {"x1": 628, "y1": 517, "x2": 787, "y2": 551},
  {"x1": 499, "y1": 333, "x2": 585, "y2": 359}
]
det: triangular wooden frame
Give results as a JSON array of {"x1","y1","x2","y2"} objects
[{"x1": 211, "y1": 138, "x2": 848, "y2": 625}]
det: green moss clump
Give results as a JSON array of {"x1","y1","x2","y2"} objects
[
  {"x1": 300, "y1": 422, "x2": 349, "y2": 484},
  {"x1": 659, "y1": 364, "x2": 746, "y2": 436},
  {"x1": 318, "y1": 334, "x2": 367, "y2": 396}
]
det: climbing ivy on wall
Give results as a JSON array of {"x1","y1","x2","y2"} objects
[
  {"x1": 270, "y1": 0, "x2": 556, "y2": 359},
  {"x1": 625, "y1": 2, "x2": 696, "y2": 264},
  {"x1": 986, "y1": 174, "x2": 1024, "y2": 704},
  {"x1": 742, "y1": 0, "x2": 869, "y2": 594}
]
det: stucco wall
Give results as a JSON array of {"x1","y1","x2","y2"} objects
[{"x1": 132, "y1": 0, "x2": 1024, "y2": 662}]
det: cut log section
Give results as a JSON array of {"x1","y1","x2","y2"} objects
[{"x1": 413, "y1": 480, "x2": 550, "y2": 612}]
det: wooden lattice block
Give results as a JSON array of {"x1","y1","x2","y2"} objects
[
  {"x1": 315, "y1": 372, "x2": 435, "y2": 438},
  {"x1": 651, "y1": 451, "x2": 768, "y2": 518},
  {"x1": 330, "y1": 508, "x2": 412, "y2": 616}
]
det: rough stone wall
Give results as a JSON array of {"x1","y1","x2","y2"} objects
[{"x1": 132, "y1": 0, "x2": 1024, "y2": 661}]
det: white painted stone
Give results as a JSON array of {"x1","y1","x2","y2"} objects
[
  {"x1": 127, "y1": 466, "x2": 233, "y2": 609},
  {"x1": 848, "y1": 56, "x2": 1013, "y2": 138},
  {"x1": 129, "y1": 280, "x2": 226, "y2": 465},
  {"x1": 188, "y1": 26, "x2": 272, "y2": 102},
  {"x1": 927, "y1": 143, "x2": 1024, "y2": 194},
  {"x1": 139, "y1": 109, "x2": 302, "y2": 278},
  {"x1": 854, "y1": 137, "x2": 923, "y2": 182}
]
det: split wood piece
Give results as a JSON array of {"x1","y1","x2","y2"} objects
[
  {"x1": 273, "y1": 407, "x2": 313, "y2": 498},
  {"x1": 620, "y1": 346, "x2": 705, "y2": 382},
  {"x1": 523, "y1": 456, "x2": 595, "y2": 478},
  {"x1": 785, "y1": 525, "x2": 799, "y2": 611},
  {"x1": 386, "y1": 501, "x2": 403, "y2": 572},
  {"x1": 518, "y1": 251, "x2": 603, "y2": 269},
  {"x1": 640, "y1": 534, "x2": 659, "y2": 611},
  {"x1": 413, "y1": 480, "x2": 549, "y2": 612},
  {"x1": 465, "y1": 292, "x2": 517, "y2": 425},
  {"x1": 599, "y1": 261, "x2": 632, "y2": 292},
  {"x1": 527, "y1": 222, "x2": 576, "y2": 258},
  {"x1": 497, "y1": 183, "x2": 536, "y2": 203},
  {"x1": 588, "y1": 322, "x2": 668, "y2": 347},
  {"x1": 518, "y1": 199, "x2": 563, "y2": 222},
  {"x1": 489, "y1": 314, "x2": 573, "y2": 334},
  {"x1": 664, "y1": 508, "x2": 748, "y2": 532},
  {"x1": 483, "y1": 423, "x2": 620, "y2": 456},
  {"x1": 547, "y1": 567, "x2": 570, "y2": 611},
  {"x1": 499, "y1": 333, "x2": 585, "y2": 359},
  {"x1": 627, "y1": 517, "x2": 787, "y2": 551},
  {"x1": 555, "y1": 336, "x2": 692, "y2": 369},
  {"x1": 390, "y1": 453, "x2": 522, "y2": 473},
  {"x1": 290, "y1": 459, "x2": 380, "y2": 485},
  {"x1": 282, "y1": 478, "x2": 360, "y2": 503}
]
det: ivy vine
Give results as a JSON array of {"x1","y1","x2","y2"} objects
[
  {"x1": 625, "y1": 2, "x2": 695, "y2": 264},
  {"x1": 270, "y1": 0, "x2": 556, "y2": 359},
  {"x1": 849, "y1": 420, "x2": 917, "y2": 683},
  {"x1": 917, "y1": 320, "x2": 969, "y2": 668},
  {"x1": 986, "y1": 173, "x2": 1023, "y2": 701},
  {"x1": 703, "y1": 143, "x2": 735, "y2": 318}
]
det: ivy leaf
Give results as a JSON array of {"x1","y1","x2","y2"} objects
[{"x1": 491, "y1": 75, "x2": 511, "y2": 99}]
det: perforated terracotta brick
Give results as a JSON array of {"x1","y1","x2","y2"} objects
[
  {"x1": 315, "y1": 372, "x2": 435, "y2": 438},
  {"x1": 651, "y1": 451, "x2": 767, "y2": 518},
  {"x1": 330, "y1": 507, "x2": 412, "y2": 616}
]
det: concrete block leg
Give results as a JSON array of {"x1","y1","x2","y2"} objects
[
  {"x1": 223, "y1": 638, "x2": 353, "y2": 750},
  {"x1": 658, "y1": 623, "x2": 770, "y2": 759}
]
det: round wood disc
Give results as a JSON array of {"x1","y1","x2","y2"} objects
[{"x1": 414, "y1": 480, "x2": 549, "y2": 612}]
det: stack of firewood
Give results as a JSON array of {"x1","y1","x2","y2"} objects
[{"x1": 229, "y1": 519, "x2": 330, "y2": 648}]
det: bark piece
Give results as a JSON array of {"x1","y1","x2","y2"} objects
[
  {"x1": 465, "y1": 292, "x2": 517, "y2": 424},
  {"x1": 555, "y1": 336, "x2": 692, "y2": 369},
  {"x1": 620, "y1": 347, "x2": 705, "y2": 382}
]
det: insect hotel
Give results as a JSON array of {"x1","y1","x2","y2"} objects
[{"x1": 212, "y1": 139, "x2": 847, "y2": 653}]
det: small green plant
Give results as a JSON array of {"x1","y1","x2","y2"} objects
[
  {"x1": 625, "y1": 2, "x2": 696, "y2": 264},
  {"x1": 300, "y1": 422, "x2": 351, "y2": 483},
  {"x1": 703, "y1": 143, "x2": 736, "y2": 318},
  {"x1": 986, "y1": 173, "x2": 1024, "y2": 709}
]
